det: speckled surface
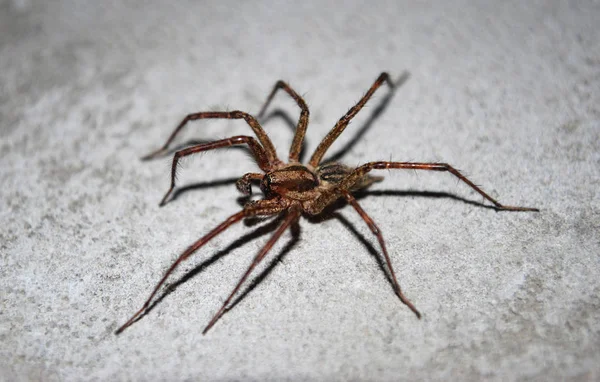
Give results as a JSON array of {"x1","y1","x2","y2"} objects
[{"x1": 1, "y1": 1, "x2": 599, "y2": 380}]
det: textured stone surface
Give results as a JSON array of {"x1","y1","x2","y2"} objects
[{"x1": 1, "y1": 1, "x2": 599, "y2": 380}]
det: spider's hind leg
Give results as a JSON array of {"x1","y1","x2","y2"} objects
[{"x1": 340, "y1": 189, "x2": 421, "y2": 318}]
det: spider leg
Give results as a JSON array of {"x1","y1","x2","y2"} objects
[
  {"x1": 115, "y1": 200, "x2": 286, "y2": 335},
  {"x1": 257, "y1": 80, "x2": 309, "y2": 162},
  {"x1": 115, "y1": 210, "x2": 246, "y2": 334},
  {"x1": 142, "y1": 111, "x2": 280, "y2": 165},
  {"x1": 159, "y1": 136, "x2": 271, "y2": 206},
  {"x1": 342, "y1": 161, "x2": 539, "y2": 211},
  {"x1": 340, "y1": 190, "x2": 421, "y2": 318},
  {"x1": 202, "y1": 205, "x2": 302, "y2": 334},
  {"x1": 309, "y1": 72, "x2": 395, "y2": 167}
]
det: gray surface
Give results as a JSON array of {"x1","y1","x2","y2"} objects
[{"x1": 1, "y1": 0, "x2": 599, "y2": 380}]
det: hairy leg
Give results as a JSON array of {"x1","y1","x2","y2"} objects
[
  {"x1": 115, "y1": 201, "x2": 286, "y2": 335},
  {"x1": 257, "y1": 80, "x2": 310, "y2": 162},
  {"x1": 341, "y1": 190, "x2": 421, "y2": 317},
  {"x1": 202, "y1": 205, "x2": 302, "y2": 334},
  {"x1": 309, "y1": 73, "x2": 395, "y2": 167},
  {"x1": 341, "y1": 161, "x2": 539, "y2": 211},
  {"x1": 159, "y1": 136, "x2": 271, "y2": 206},
  {"x1": 143, "y1": 111, "x2": 280, "y2": 165},
  {"x1": 115, "y1": 210, "x2": 246, "y2": 334}
]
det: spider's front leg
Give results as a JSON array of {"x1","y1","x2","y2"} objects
[
  {"x1": 115, "y1": 209, "x2": 247, "y2": 334},
  {"x1": 115, "y1": 197, "x2": 288, "y2": 335},
  {"x1": 159, "y1": 136, "x2": 271, "y2": 206},
  {"x1": 202, "y1": 203, "x2": 301, "y2": 334}
]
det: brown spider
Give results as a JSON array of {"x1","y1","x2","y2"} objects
[{"x1": 116, "y1": 72, "x2": 538, "y2": 335}]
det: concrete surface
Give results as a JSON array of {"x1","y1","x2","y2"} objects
[{"x1": 1, "y1": 1, "x2": 599, "y2": 380}]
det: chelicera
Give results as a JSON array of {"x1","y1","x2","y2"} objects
[{"x1": 116, "y1": 73, "x2": 538, "y2": 335}]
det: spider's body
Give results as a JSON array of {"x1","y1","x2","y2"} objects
[
  {"x1": 246, "y1": 162, "x2": 381, "y2": 215},
  {"x1": 116, "y1": 73, "x2": 538, "y2": 335}
]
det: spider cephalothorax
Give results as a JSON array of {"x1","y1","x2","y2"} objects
[{"x1": 116, "y1": 73, "x2": 538, "y2": 335}]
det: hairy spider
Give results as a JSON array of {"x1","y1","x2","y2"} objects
[{"x1": 116, "y1": 72, "x2": 538, "y2": 335}]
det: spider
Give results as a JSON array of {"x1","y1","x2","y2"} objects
[{"x1": 116, "y1": 72, "x2": 538, "y2": 335}]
